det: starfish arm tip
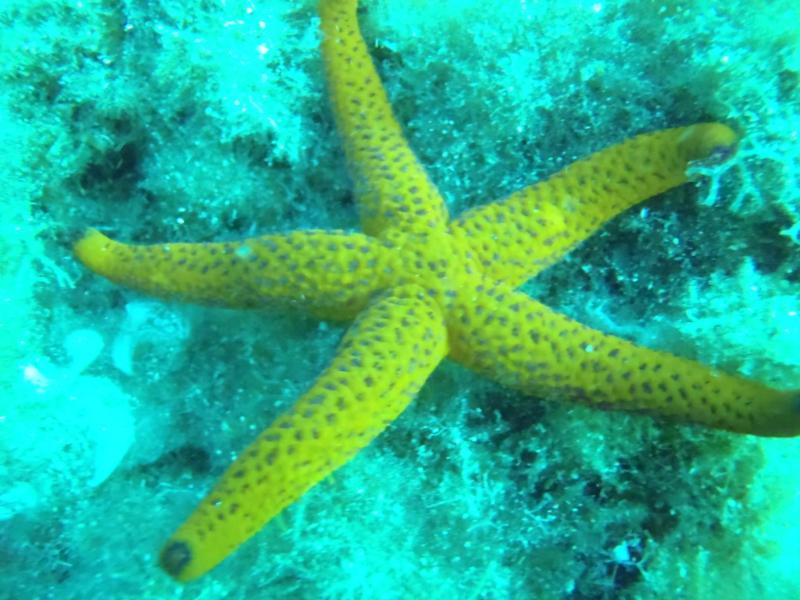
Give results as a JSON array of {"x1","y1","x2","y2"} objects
[
  {"x1": 678, "y1": 122, "x2": 739, "y2": 165},
  {"x1": 159, "y1": 540, "x2": 194, "y2": 582},
  {"x1": 73, "y1": 227, "x2": 116, "y2": 276},
  {"x1": 756, "y1": 389, "x2": 800, "y2": 437}
]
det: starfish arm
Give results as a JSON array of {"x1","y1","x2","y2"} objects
[
  {"x1": 74, "y1": 228, "x2": 397, "y2": 319},
  {"x1": 449, "y1": 123, "x2": 739, "y2": 285},
  {"x1": 320, "y1": 0, "x2": 449, "y2": 236},
  {"x1": 447, "y1": 282, "x2": 800, "y2": 437},
  {"x1": 158, "y1": 285, "x2": 448, "y2": 581}
]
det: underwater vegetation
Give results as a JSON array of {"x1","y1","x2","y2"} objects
[{"x1": 1, "y1": 0, "x2": 799, "y2": 598}]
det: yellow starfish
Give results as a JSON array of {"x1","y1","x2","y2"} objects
[{"x1": 74, "y1": 0, "x2": 800, "y2": 582}]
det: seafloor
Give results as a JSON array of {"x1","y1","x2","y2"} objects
[{"x1": 1, "y1": 1, "x2": 799, "y2": 598}]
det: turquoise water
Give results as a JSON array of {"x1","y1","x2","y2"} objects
[{"x1": 1, "y1": 0, "x2": 799, "y2": 598}]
